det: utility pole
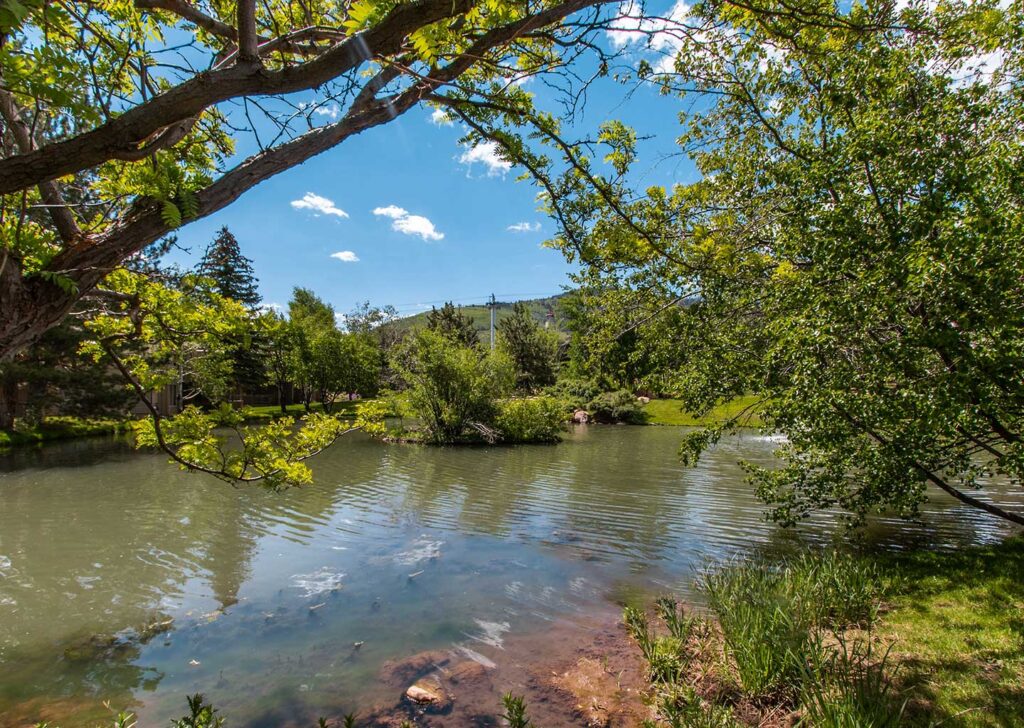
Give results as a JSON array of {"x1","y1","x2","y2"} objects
[{"x1": 489, "y1": 293, "x2": 496, "y2": 350}]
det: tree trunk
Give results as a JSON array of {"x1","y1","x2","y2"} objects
[{"x1": 0, "y1": 379, "x2": 17, "y2": 431}]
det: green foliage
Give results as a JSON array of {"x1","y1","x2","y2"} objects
[
  {"x1": 495, "y1": 396, "x2": 565, "y2": 443},
  {"x1": 196, "y1": 226, "x2": 261, "y2": 309},
  {"x1": 170, "y1": 694, "x2": 223, "y2": 728},
  {"x1": 497, "y1": 302, "x2": 559, "y2": 392},
  {"x1": 82, "y1": 270, "x2": 352, "y2": 487},
  {"x1": 0, "y1": 316, "x2": 134, "y2": 430},
  {"x1": 655, "y1": 687, "x2": 739, "y2": 728},
  {"x1": 426, "y1": 302, "x2": 480, "y2": 348},
  {"x1": 545, "y1": 377, "x2": 603, "y2": 410},
  {"x1": 392, "y1": 329, "x2": 513, "y2": 443},
  {"x1": 701, "y1": 562, "x2": 812, "y2": 696},
  {"x1": 588, "y1": 390, "x2": 647, "y2": 424},
  {"x1": 699, "y1": 552, "x2": 885, "y2": 697},
  {"x1": 544, "y1": 0, "x2": 1024, "y2": 526},
  {"x1": 131, "y1": 405, "x2": 349, "y2": 487},
  {"x1": 501, "y1": 693, "x2": 535, "y2": 728}
]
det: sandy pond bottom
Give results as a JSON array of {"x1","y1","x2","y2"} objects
[{"x1": 1, "y1": 427, "x2": 1019, "y2": 726}]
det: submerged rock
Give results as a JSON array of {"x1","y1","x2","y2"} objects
[
  {"x1": 447, "y1": 659, "x2": 490, "y2": 685},
  {"x1": 379, "y1": 649, "x2": 451, "y2": 684},
  {"x1": 404, "y1": 676, "x2": 452, "y2": 713}
]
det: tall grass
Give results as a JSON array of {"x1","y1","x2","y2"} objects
[
  {"x1": 799, "y1": 633, "x2": 906, "y2": 728},
  {"x1": 701, "y1": 561, "x2": 812, "y2": 696},
  {"x1": 699, "y1": 551, "x2": 885, "y2": 697}
]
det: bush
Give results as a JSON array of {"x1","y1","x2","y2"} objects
[
  {"x1": 392, "y1": 329, "x2": 513, "y2": 443},
  {"x1": 588, "y1": 390, "x2": 647, "y2": 424},
  {"x1": 495, "y1": 396, "x2": 565, "y2": 443},
  {"x1": 545, "y1": 377, "x2": 603, "y2": 409}
]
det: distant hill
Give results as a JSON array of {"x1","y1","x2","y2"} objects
[{"x1": 392, "y1": 294, "x2": 569, "y2": 338}]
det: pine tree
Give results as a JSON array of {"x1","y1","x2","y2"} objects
[
  {"x1": 197, "y1": 227, "x2": 262, "y2": 308},
  {"x1": 196, "y1": 227, "x2": 264, "y2": 395},
  {"x1": 497, "y1": 302, "x2": 558, "y2": 392},
  {"x1": 426, "y1": 302, "x2": 479, "y2": 348}
]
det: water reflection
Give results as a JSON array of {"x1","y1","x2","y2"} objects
[{"x1": 0, "y1": 427, "x2": 1019, "y2": 726}]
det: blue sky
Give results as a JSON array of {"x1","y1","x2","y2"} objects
[{"x1": 166, "y1": 5, "x2": 698, "y2": 319}]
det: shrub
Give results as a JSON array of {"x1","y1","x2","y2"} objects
[
  {"x1": 392, "y1": 329, "x2": 513, "y2": 443},
  {"x1": 495, "y1": 396, "x2": 565, "y2": 443},
  {"x1": 588, "y1": 390, "x2": 647, "y2": 424},
  {"x1": 545, "y1": 377, "x2": 603, "y2": 409}
]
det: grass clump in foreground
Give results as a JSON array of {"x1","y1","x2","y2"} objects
[
  {"x1": 643, "y1": 396, "x2": 763, "y2": 427},
  {"x1": 627, "y1": 550, "x2": 902, "y2": 727},
  {"x1": 628, "y1": 539, "x2": 1024, "y2": 727}
]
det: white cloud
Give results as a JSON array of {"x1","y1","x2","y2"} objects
[
  {"x1": 607, "y1": 0, "x2": 694, "y2": 74},
  {"x1": 373, "y1": 205, "x2": 444, "y2": 241},
  {"x1": 291, "y1": 192, "x2": 348, "y2": 218},
  {"x1": 330, "y1": 250, "x2": 359, "y2": 262},
  {"x1": 314, "y1": 104, "x2": 340, "y2": 120},
  {"x1": 508, "y1": 221, "x2": 541, "y2": 233},
  {"x1": 430, "y1": 107, "x2": 452, "y2": 126},
  {"x1": 373, "y1": 205, "x2": 408, "y2": 219},
  {"x1": 459, "y1": 141, "x2": 512, "y2": 176}
]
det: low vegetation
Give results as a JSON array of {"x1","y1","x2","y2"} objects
[{"x1": 628, "y1": 539, "x2": 1024, "y2": 727}]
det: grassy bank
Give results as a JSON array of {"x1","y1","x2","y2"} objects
[
  {"x1": 643, "y1": 395, "x2": 764, "y2": 427},
  {"x1": 0, "y1": 416, "x2": 128, "y2": 449},
  {"x1": 628, "y1": 537, "x2": 1024, "y2": 727},
  {"x1": 878, "y1": 538, "x2": 1024, "y2": 726}
]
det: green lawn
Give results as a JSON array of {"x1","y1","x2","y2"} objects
[
  {"x1": 643, "y1": 395, "x2": 764, "y2": 427},
  {"x1": 0, "y1": 416, "x2": 128, "y2": 448},
  {"x1": 240, "y1": 399, "x2": 364, "y2": 420},
  {"x1": 878, "y1": 538, "x2": 1024, "y2": 727}
]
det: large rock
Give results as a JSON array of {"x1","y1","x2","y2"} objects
[
  {"x1": 572, "y1": 410, "x2": 590, "y2": 424},
  {"x1": 379, "y1": 649, "x2": 451, "y2": 685},
  {"x1": 404, "y1": 676, "x2": 452, "y2": 713}
]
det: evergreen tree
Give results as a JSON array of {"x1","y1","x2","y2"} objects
[
  {"x1": 197, "y1": 227, "x2": 262, "y2": 308},
  {"x1": 426, "y1": 302, "x2": 480, "y2": 348},
  {"x1": 196, "y1": 227, "x2": 264, "y2": 394},
  {"x1": 497, "y1": 302, "x2": 558, "y2": 392},
  {"x1": 0, "y1": 317, "x2": 134, "y2": 430}
]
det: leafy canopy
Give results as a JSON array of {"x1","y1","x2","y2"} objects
[{"x1": 542, "y1": 0, "x2": 1024, "y2": 525}]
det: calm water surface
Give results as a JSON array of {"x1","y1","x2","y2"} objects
[{"x1": 0, "y1": 426, "x2": 1020, "y2": 726}]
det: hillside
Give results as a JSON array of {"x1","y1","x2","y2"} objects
[{"x1": 392, "y1": 294, "x2": 569, "y2": 337}]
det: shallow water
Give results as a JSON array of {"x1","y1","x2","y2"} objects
[{"x1": 0, "y1": 426, "x2": 1020, "y2": 726}]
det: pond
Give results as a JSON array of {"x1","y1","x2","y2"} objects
[{"x1": 0, "y1": 426, "x2": 1020, "y2": 726}]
